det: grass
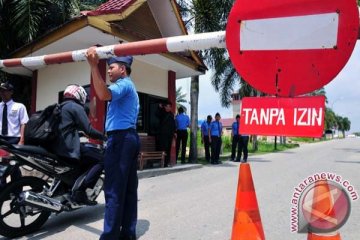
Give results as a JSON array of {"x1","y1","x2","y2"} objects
[
  {"x1": 290, "y1": 137, "x2": 318, "y2": 143},
  {"x1": 182, "y1": 130, "x2": 302, "y2": 164},
  {"x1": 190, "y1": 139, "x2": 300, "y2": 164}
]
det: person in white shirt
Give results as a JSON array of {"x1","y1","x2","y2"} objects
[
  {"x1": 0, "y1": 82, "x2": 29, "y2": 187},
  {"x1": 0, "y1": 82, "x2": 29, "y2": 144}
]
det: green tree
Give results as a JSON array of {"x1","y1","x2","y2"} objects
[
  {"x1": 0, "y1": 0, "x2": 105, "y2": 58},
  {"x1": 325, "y1": 107, "x2": 337, "y2": 131},
  {"x1": 0, "y1": 0, "x2": 105, "y2": 108},
  {"x1": 176, "y1": 86, "x2": 187, "y2": 111},
  {"x1": 177, "y1": 0, "x2": 242, "y2": 160},
  {"x1": 178, "y1": 0, "x2": 266, "y2": 152},
  {"x1": 336, "y1": 116, "x2": 351, "y2": 138}
]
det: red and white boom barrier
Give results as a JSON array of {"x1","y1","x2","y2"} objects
[{"x1": 0, "y1": 31, "x2": 226, "y2": 71}]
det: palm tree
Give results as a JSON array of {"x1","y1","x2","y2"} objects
[
  {"x1": 176, "y1": 86, "x2": 187, "y2": 111},
  {"x1": 324, "y1": 107, "x2": 336, "y2": 131},
  {"x1": 336, "y1": 115, "x2": 351, "y2": 138},
  {"x1": 340, "y1": 117, "x2": 351, "y2": 137},
  {"x1": 0, "y1": 0, "x2": 105, "y2": 107},
  {"x1": 0, "y1": 0, "x2": 105, "y2": 58},
  {"x1": 177, "y1": 0, "x2": 237, "y2": 161}
]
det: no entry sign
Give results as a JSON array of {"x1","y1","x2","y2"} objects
[
  {"x1": 226, "y1": 0, "x2": 359, "y2": 97},
  {"x1": 239, "y1": 96, "x2": 325, "y2": 137}
]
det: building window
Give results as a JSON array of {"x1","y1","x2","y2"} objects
[{"x1": 137, "y1": 92, "x2": 166, "y2": 135}]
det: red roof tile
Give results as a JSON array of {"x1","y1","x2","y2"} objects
[{"x1": 85, "y1": 0, "x2": 135, "y2": 16}]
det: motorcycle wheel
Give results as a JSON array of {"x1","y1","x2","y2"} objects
[{"x1": 0, "y1": 177, "x2": 51, "y2": 238}]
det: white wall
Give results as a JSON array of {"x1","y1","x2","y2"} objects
[
  {"x1": 36, "y1": 58, "x2": 169, "y2": 110},
  {"x1": 37, "y1": 62, "x2": 91, "y2": 111},
  {"x1": 131, "y1": 59, "x2": 168, "y2": 98}
]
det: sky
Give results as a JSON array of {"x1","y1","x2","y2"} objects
[{"x1": 176, "y1": 40, "x2": 360, "y2": 133}]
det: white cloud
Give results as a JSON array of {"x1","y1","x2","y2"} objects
[
  {"x1": 325, "y1": 40, "x2": 360, "y2": 132},
  {"x1": 176, "y1": 70, "x2": 233, "y2": 121}
]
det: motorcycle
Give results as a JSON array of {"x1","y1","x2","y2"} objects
[{"x1": 0, "y1": 138, "x2": 104, "y2": 238}]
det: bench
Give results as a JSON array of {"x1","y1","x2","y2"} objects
[{"x1": 138, "y1": 135, "x2": 165, "y2": 170}]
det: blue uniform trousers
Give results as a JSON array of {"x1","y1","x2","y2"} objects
[{"x1": 100, "y1": 129, "x2": 140, "y2": 240}]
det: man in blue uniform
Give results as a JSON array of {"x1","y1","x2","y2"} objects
[
  {"x1": 175, "y1": 107, "x2": 190, "y2": 163},
  {"x1": 200, "y1": 115, "x2": 212, "y2": 162},
  {"x1": 231, "y1": 114, "x2": 241, "y2": 162},
  {"x1": 209, "y1": 113, "x2": 223, "y2": 164},
  {"x1": 86, "y1": 48, "x2": 140, "y2": 240}
]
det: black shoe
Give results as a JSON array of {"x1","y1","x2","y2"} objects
[
  {"x1": 72, "y1": 190, "x2": 97, "y2": 206},
  {"x1": 235, "y1": 159, "x2": 240, "y2": 162},
  {"x1": 119, "y1": 235, "x2": 136, "y2": 240}
]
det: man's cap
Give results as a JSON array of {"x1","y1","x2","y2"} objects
[
  {"x1": 107, "y1": 56, "x2": 133, "y2": 67},
  {"x1": 0, "y1": 82, "x2": 14, "y2": 91}
]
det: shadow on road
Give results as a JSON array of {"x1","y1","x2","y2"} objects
[
  {"x1": 1, "y1": 204, "x2": 106, "y2": 240},
  {"x1": 248, "y1": 158, "x2": 272, "y2": 163},
  {"x1": 137, "y1": 219, "x2": 150, "y2": 239},
  {"x1": 335, "y1": 160, "x2": 360, "y2": 164},
  {"x1": 333, "y1": 148, "x2": 360, "y2": 153}
]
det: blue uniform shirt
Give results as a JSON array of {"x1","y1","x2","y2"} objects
[
  {"x1": 210, "y1": 121, "x2": 222, "y2": 137},
  {"x1": 232, "y1": 121, "x2": 239, "y2": 136},
  {"x1": 175, "y1": 113, "x2": 190, "y2": 130},
  {"x1": 106, "y1": 77, "x2": 139, "y2": 131},
  {"x1": 201, "y1": 121, "x2": 211, "y2": 136}
]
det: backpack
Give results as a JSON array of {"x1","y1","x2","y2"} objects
[{"x1": 24, "y1": 103, "x2": 62, "y2": 146}]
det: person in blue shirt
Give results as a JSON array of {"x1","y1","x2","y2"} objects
[
  {"x1": 175, "y1": 106, "x2": 190, "y2": 163},
  {"x1": 86, "y1": 48, "x2": 140, "y2": 240},
  {"x1": 209, "y1": 112, "x2": 223, "y2": 164},
  {"x1": 239, "y1": 119, "x2": 249, "y2": 163},
  {"x1": 231, "y1": 114, "x2": 241, "y2": 162},
  {"x1": 200, "y1": 115, "x2": 212, "y2": 162}
]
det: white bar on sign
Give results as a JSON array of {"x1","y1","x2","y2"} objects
[{"x1": 240, "y1": 13, "x2": 338, "y2": 50}]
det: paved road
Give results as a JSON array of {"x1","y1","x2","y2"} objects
[{"x1": 4, "y1": 138, "x2": 360, "y2": 239}]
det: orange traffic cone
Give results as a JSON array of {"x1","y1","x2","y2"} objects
[
  {"x1": 231, "y1": 163, "x2": 265, "y2": 240},
  {"x1": 306, "y1": 180, "x2": 341, "y2": 240},
  {"x1": 307, "y1": 232, "x2": 341, "y2": 240}
]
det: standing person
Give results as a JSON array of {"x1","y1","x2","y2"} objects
[
  {"x1": 156, "y1": 100, "x2": 176, "y2": 167},
  {"x1": 231, "y1": 114, "x2": 241, "y2": 162},
  {"x1": 47, "y1": 84, "x2": 105, "y2": 205},
  {"x1": 209, "y1": 112, "x2": 223, "y2": 164},
  {"x1": 200, "y1": 115, "x2": 212, "y2": 162},
  {"x1": 175, "y1": 107, "x2": 190, "y2": 164},
  {"x1": 0, "y1": 82, "x2": 29, "y2": 187},
  {"x1": 86, "y1": 48, "x2": 140, "y2": 240},
  {"x1": 239, "y1": 119, "x2": 249, "y2": 163}
]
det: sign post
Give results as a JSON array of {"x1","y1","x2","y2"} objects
[{"x1": 226, "y1": 0, "x2": 358, "y2": 137}]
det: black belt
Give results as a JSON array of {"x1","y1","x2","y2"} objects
[{"x1": 106, "y1": 128, "x2": 135, "y2": 136}]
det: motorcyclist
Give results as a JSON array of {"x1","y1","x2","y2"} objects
[{"x1": 47, "y1": 84, "x2": 105, "y2": 205}]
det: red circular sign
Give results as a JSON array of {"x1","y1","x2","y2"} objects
[{"x1": 226, "y1": 0, "x2": 359, "y2": 97}]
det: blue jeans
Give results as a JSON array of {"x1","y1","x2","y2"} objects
[{"x1": 100, "y1": 129, "x2": 140, "y2": 240}]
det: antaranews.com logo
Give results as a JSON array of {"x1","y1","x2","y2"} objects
[{"x1": 290, "y1": 172, "x2": 358, "y2": 233}]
